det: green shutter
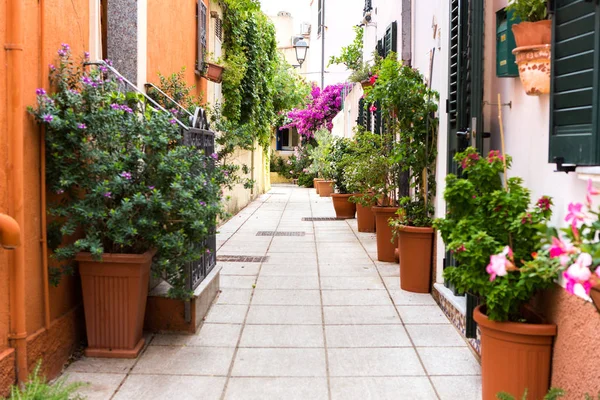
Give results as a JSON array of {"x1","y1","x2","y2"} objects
[
  {"x1": 383, "y1": 22, "x2": 398, "y2": 57},
  {"x1": 549, "y1": 0, "x2": 598, "y2": 166},
  {"x1": 358, "y1": 98, "x2": 365, "y2": 127}
]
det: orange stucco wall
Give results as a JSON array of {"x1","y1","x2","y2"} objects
[
  {"x1": 146, "y1": 0, "x2": 208, "y2": 104},
  {"x1": 0, "y1": 0, "x2": 90, "y2": 392}
]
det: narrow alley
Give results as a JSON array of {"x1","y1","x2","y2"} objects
[{"x1": 63, "y1": 185, "x2": 481, "y2": 400}]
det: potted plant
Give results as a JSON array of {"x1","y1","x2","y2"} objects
[
  {"x1": 329, "y1": 137, "x2": 357, "y2": 219},
  {"x1": 387, "y1": 66, "x2": 439, "y2": 293},
  {"x1": 434, "y1": 148, "x2": 559, "y2": 400},
  {"x1": 31, "y1": 47, "x2": 224, "y2": 357},
  {"x1": 199, "y1": 53, "x2": 225, "y2": 83},
  {"x1": 505, "y1": 0, "x2": 551, "y2": 95},
  {"x1": 308, "y1": 129, "x2": 335, "y2": 197}
]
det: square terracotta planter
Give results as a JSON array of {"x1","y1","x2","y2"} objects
[{"x1": 76, "y1": 249, "x2": 155, "y2": 358}]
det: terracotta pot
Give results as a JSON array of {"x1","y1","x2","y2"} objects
[
  {"x1": 513, "y1": 45, "x2": 551, "y2": 96},
  {"x1": 314, "y1": 178, "x2": 324, "y2": 194},
  {"x1": 372, "y1": 206, "x2": 399, "y2": 262},
  {"x1": 512, "y1": 20, "x2": 552, "y2": 47},
  {"x1": 318, "y1": 180, "x2": 334, "y2": 197},
  {"x1": 473, "y1": 305, "x2": 557, "y2": 400},
  {"x1": 356, "y1": 203, "x2": 376, "y2": 233},
  {"x1": 76, "y1": 249, "x2": 155, "y2": 358},
  {"x1": 398, "y1": 226, "x2": 433, "y2": 293},
  {"x1": 331, "y1": 193, "x2": 357, "y2": 219},
  {"x1": 360, "y1": 79, "x2": 373, "y2": 89},
  {"x1": 204, "y1": 62, "x2": 224, "y2": 83}
]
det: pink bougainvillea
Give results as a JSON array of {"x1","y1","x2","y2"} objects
[{"x1": 283, "y1": 83, "x2": 349, "y2": 139}]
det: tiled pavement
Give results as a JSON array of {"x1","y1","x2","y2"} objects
[{"x1": 63, "y1": 185, "x2": 481, "y2": 400}]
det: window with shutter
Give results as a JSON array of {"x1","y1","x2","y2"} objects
[
  {"x1": 383, "y1": 22, "x2": 398, "y2": 57},
  {"x1": 196, "y1": 1, "x2": 207, "y2": 73},
  {"x1": 549, "y1": 0, "x2": 598, "y2": 166}
]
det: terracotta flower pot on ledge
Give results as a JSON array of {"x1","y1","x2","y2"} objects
[
  {"x1": 372, "y1": 206, "x2": 399, "y2": 262},
  {"x1": 76, "y1": 249, "x2": 155, "y2": 358},
  {"x1": 513, "y1": 45, "x2": 551, "y2": 96},
  {"x1": 331, "y1": 193, "x2": 356, "y2": 219},
  {"x1": 204, "y1": 62, "x2": 224, "y2": 83},
  {"x1": 398, "y1": 226, "x2": 434, "y2": 293},
  {"x1": 473, "y1": 305, "x2": 557, "y2": 400},
  {"x1": 512, "y1": 20, "x2": 552, "y2": 47},
  {"x1": 317, "y1": 180, "x2": 334, "y2": 197}
]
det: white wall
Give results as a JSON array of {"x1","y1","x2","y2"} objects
[
  {"x1": 331, "y1": 83, "x2": 363, "y2": 138},
  {"x1": 308, "y1": 0, "x2": 365, "y2": 87}
]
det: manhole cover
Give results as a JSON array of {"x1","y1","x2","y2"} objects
[
  {"x1": 302, "y1": 217, "x2": 345, "y2": 221},
  {"x1": 217, "y1": 255, "x2": 268, "y2": 263},
  {"x1": 256, "y1": 231, "x2": 306, "y2": 237}
]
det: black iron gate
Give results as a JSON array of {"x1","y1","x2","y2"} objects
[{"x1": 184, "y1": 107, "x2": 217, "y2": 292}]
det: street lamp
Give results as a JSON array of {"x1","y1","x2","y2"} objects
[{"x1": 293, "y1": 39, "x2": 309, "y2": 67}]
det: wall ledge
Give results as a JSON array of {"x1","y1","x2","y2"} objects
[{"x1": 575, "y1": 166, "x2": 600, "y2": 182}]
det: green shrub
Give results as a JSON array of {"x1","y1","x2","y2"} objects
[{"x1": 3, "y1": 362, "x2": 86, "y2": 400}]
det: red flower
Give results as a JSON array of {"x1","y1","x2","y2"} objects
[{"x1": 369, "y1": 74, "x2": 378, "y2": 85}]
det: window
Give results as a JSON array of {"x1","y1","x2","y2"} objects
[
  {"x1": 549, "y1": 0, "x2": 598, "y2": 166},
  {"x1": 196, "y1": 1, "x2": 207, "y2": 73},
  {"x1": 215, "y1": 16, "x2": 223, "y2": 42},
  {"x1": 383, "y1": 22, "x2": 398, "y2": 57},
  {"x1": 276, "y1": 128, "x2": 299, "y2": 151}
]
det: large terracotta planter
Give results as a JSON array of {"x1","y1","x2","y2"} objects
[
  {"x1": 355, "y1": 197, "x2": 376, "y2": 233},
  {"x1": 372, "y1": 206, "x2": 399, "y2": 262},
  {"x1": 318, "y1": 180, "x2": 334, "y2": 197},
  {"x1": 512, "y1": 20, "x2": 551, "y2": 47},
  {"x1": 76, "y1": 249, "x2": 155, "y2": 358},
  {"x1": 473, "y1": 305, "x2": 557, "y2": 400},
  {"x1": 591, "y1": 284, "x2": 600, "y2": 312},
  {"x1": 398, "y1": 226, "x2": 433, "y2": 293},
  {"x1": 513, "y1": 45, "x2": 551, "y2": 96},
  {"x1": 314, "y1": 178, "x2": 324, "y2": 194},
  {"x1": 331, "y1": 193, "x2": 356, "y2": 219},
  {"x1": 204, "y1": 62, "x2": 224, "y2": 83}
]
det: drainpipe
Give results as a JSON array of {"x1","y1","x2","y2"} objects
[
  {"x1": 39, "y1": 0, "x2": 52, "y2": 330},
  {"x1": 401, "y1": 0, "x2": 412, "y2": 66},
  {"x1": 6, "y1": 0, "x2": 29, "y2": 382},
  {"x1": 320, "y1": 0, "x2": 326, "y2": 88}
]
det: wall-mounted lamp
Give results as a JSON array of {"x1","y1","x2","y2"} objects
[{"x1": 293, "y1": 39, "x2": 309, "y2": 67}]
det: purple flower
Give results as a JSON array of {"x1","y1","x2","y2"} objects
[
  {"x1": 103, "y1": 192, "x2": 112, "y2": 198},
  {"x1": 61, "y1": 43, "x2": 70, "y2": 51},
  {"x1": 169, "y1": 119, "x2": 177, "y2": 125},
  {"x1": 120, "y1": 171, "x2": 132, "y2": 180},
  {"x1": 84, "y1": 51, "x2": 90, "y2": 59},
  {"x1": 104, "y1": 59, "x2": 113, "y2": 66},
  {"x1": 69, "y1": 89, "x2": 80, "y2": 95},
  {"x1": 199, "y1": 201, "x2": 206, "y2": 206},
  {"x1": 110, "y1": 103, "x2": 121, "y2": 110},
  {"x1": 82, "y1": 76, "x2": 95, "y2": 86},
  {"x1": 117, "y1": 76, "x2": 124, "y2": 83},
  {"x1": 99, "y1": 66, "x2": 108, "y2": 74},
  {"x1": 148, "y1": 186, "x2": 155, "y2": 190},
  {"x1": 56, "y1": 189, "x2": 65, "y2": 195},
  {"x1": 42, "y1": 114, "x2": 54, "y2": 123},
  {"x1": 58, "y1": 49, "x2": 67, "y2": 57},
  {"x1": 210, "y1": 153, "x2": 219, "y2": 161},
  {"x1": 205, "y1": 249, "x2": 211, "y2": 254},
  {"x1": 49, "y1": 64, "x2": 56, "y2": 71},
  {"x1": 77, "y1": 123, "x2": 87, "y2": 129},
  {"x1": 36, "y1": 88, "x2": 46, "y2": 96},
  {"x1": 121, "y1": 105, "x2": 133, "y2": 114}
]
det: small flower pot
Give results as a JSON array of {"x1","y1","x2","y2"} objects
[
  {"x1": 317, "y1": 180, "x2": 334, "y2": 197},
  {"x1": 204, "y1": 62, "x2": 224, "y2": 83},
  {"x1": 511, "y1": 20, "x2": 552, "y2": 47},
  {"x1": 398, "y1": 226, "x2": 434, "y2": 293},
  {"x1": 314, "y1": 178, "x2": 324, "y2": 194},
  {"x1": 372, "y1": 206, "x2": 399, "y2": 262},
  {"x1": 513, "y1": 45, "x2": 551, "y2": 96},
  {"x1": 473, "y1": 305, "x2": 557, "y2": 400},
  {"x1": 331, "y1": 193, "x2": 356, "y2": 219},
  {"x1": 360, "y1": 79, "x2": 373, "y2": 89},
  {"x1": 76, "y1": 249, "x2": 155, "y2": 358},
  {"x1": 354, "y1": 194, "x2": 376, "y2": 233}
]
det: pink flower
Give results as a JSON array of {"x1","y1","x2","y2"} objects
[
  {"x1": 487, "y1": 150, "x2": 504, "y2": 163},
  {"x1": 549, "y1": 236, "x2": 577, "y2": 266},
  {"x1": 563, "y1": 253, "x2": 594, "y2": 296},
  {"x1": 369, "y1": 104, "x2": 377, "y2": 112},
  {"x1": 586, "y1": 179, "x2": 599, "y2": 207},
  {"x1": 486, "y1": 246, "x2": 514, "y2": 281},
  {"x1": 536, "y1": 196, "x2": 551, "y2": 211},
  {"x1": 565, "y1": 202, "x2": 585, "y2": 229}
]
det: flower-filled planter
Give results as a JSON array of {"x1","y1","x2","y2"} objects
[
  {"x1": 474, "y1": 305, "x2": 556, "y2": 400},
  {"x1": 77, "y1": 250, "x2": 155, "y2": 358},
  {"x1": 507, "y1": 0, "x2": 551, "y2": 95},
  {"x1": 204, "y1": 62, "x2": 224, "y2": 83}
]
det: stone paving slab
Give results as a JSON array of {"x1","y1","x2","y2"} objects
[{"x1": 59, "y1": 186, "x2": 481, "y2": 399}]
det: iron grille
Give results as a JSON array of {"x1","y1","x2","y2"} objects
[
  {"x1": 215, "y1": 17, "x2": 223, "y2": 41},
  {"x1": 256, "y1": 231, "x2": 306, "y2": 237},
  {"x1": 185, "y1": 108, "x2": 217, "y2": 291},
  {"x1": 302, "y1": 217, "x2": 345, "y2": 221},
  {"x1": 217, "y1": 255, "x2": 268, "y2": 263}
]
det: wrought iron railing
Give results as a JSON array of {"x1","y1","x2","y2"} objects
[{"x1": 84, "y1": 61, "x2": 217, "y2": 293}]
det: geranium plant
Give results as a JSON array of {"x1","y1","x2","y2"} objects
[
  {"x1": 434, "y1": 148, "x2": 558, "y2": 321},
  {"x1": 307, "y1": 128, "x2": 334, "y2": 179},
  {"x1": 29, "y1": 46, "x2": 225, "y2": 298},
  {"x1": 327, "y1": 137, "x2": 355, "y2": 194},
  {"x1": 505, "y1": 0, "x2": 548, "y2": 22}
]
